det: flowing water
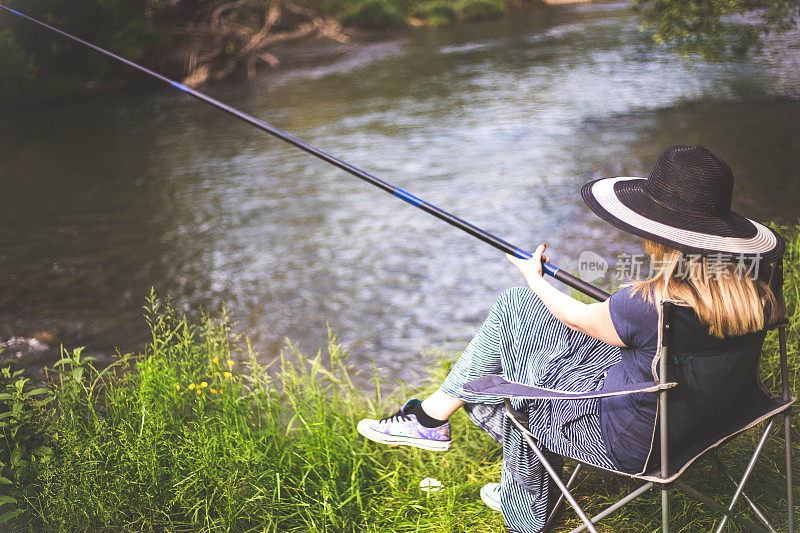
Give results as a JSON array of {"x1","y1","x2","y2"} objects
[{"x1": 1, "y1": 1, "x2": 799, "y2": 383}]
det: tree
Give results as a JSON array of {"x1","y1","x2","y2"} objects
[
  {"x1": 633, "y1": 0, "x2": 800, "y2": 57},
  {"x1": 0, "y1": 0, "x2": 349, "y2": 99},
  {"x1": 0, "y1": 28, "x2": 37, "y2": 100},
  {"x1": 0, "y1": 0, "x2": 155, "y2": 100}
]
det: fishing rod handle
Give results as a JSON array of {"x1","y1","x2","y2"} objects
[
  {"x1": 512, "y1": 249, "x2": 610, "y2": 302},
  {"x1": 553, "y1": 269, "x2": 610, "y2": 301}
]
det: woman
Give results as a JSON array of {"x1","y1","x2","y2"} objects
[{"x1": 357, "y1": 146, "x2": 784, "y2": 532}]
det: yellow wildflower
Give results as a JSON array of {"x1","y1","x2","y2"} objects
[
  {"x1": 188, "y1": 383, "x2": 196, "y2": 390},
  {"x1": 196, "y1": 389, "x2": 202, "y2": 395},
  {"x1": 227, "y1": 359, "x2": 235, "y2": 367},
  {"x1": 175, "y1": 384, "x2": 181, "y2": 391},
  {"x1": 212, "y1": 357, "x2": 219, "y2": 364},
  {"x1": 223, "y1": 372, "x2": 232, "y2": 378},
  {"x1": 200, "y1": 381, "x2": 208, "y2": 388},
  {"x1": 210, "y1": 388, "x2": 217, "y2": 394}
]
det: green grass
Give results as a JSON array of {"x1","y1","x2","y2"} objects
[
  {"x1": 338, "y1": 0, "x2": 510, "y2": 31},
  {"x1": 456, "y1": 0, "x2": 506, "y2": 21},
  {"x1": 409, "y1": 2, "x2": 457, "y2": 27},
  {"x1": 2, "y1": 301, "x2": 506, "y2": 532},
  {"x1": 1, "y1": 225, "x2": 798, "y2": 532},
  {"x1": 340, "y1": 0, "x2": 408, "y2": 30}
]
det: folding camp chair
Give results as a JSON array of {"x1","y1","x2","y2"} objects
[{"x1": 463, "y1": 297, "x2": 795, "y2": 533}]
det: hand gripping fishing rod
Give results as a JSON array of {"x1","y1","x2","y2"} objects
[{"x1": 1, "y1": 3, "x2": 610, "y2": 302}]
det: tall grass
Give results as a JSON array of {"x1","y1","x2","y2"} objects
[
  {"x1": 340, "y1": 0, "x2": 407, "y2": 30},
  {"x1": 5, "y1": 297, "x2": 505, "y2": 532},
  {"x1": 456, "y1": 0, "x2": 506, "y2": 21},
  {"x1": 1, "y1": 225, "x2": 798, "y2": 532}
]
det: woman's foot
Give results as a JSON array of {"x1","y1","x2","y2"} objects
[
  {"x1": 357, "y1": 399, "x2": 452, "y2": 451},
  {"x1": 480, "y1": 482, "x2": 501, "y2": 512}
]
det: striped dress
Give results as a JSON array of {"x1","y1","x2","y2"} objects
[{"x1": 440, "y1": 286, "x2": 622, "y2": 533}]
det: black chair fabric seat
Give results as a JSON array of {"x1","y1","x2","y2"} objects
[
  {"x1": 531, "y1": 394, "x2": 794, "y2": 484},
  {"x1": 642, "y1": 395, "x2": 794, "y2": 482}
]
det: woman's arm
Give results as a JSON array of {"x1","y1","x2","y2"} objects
[{"x1": 507, "y1": 245, "x2": 626, "y2": 348}]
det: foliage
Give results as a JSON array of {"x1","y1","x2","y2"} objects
[
  {"x1": 456, "y1": 0, "x2": 506, "y2": 21},
  {"x1": 0, "y1": 29, "x2": 37, "y2": 101},
  {"x1": 340, "y1": 0, "x2": 408, "y2": 29},
  {"x1": 0, "y1": 362, "x2": 52, "y2": 526},
  {"x1": 427, "y1": 14, "x2": 455, "y2": 27},
  {"x1": 0, "y1": 228, "x2": 798, "y2": 531},
  {"x1": 0, "y1": 0, "x2": 155, "y2": 101},
  {"x1": 0, "y1": 0, "x2": 797, "y2": 101},
  {"x1": 633, "y1": 0, "x2": 800, "y2": 57},
  {"x1": 410, "y1": 1, "x2": 457, "y2": 26},
  {"x1": 761, "y1": 223, "x2": 800, "y2": 395},
  {"x1": 6, "y1": 295, "x2": 503, "y2": 531}
]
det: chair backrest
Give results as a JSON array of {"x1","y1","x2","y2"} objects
[
  {"x1": 657, "y1": 300, "x2": 768, "y2": 460},
  {"x1": 667, "y1": 300, "x2": 765, "y2": 454}
]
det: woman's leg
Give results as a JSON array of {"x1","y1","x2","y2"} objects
[
  {"x1": 357, "y1": 287, "x2": 523, "y2": 450},
  {"x1": 436, "y1": 287, "x2": 513, "y2": 404},
  {"x1": 420, "y1": 388, "x2": 463, "y2": 421},
  {"x1": 415, "y1": 285, "x2": 523, "y2": 425},
  {"x1": 436, "y1": 286, "x2": 574, "y2": 532},
  {"x1": 499, "y1": 411, "x2": 551, "y2": 532},
  {"x1": 422, "y1": 284, "x2": 555, "y2": 425}
]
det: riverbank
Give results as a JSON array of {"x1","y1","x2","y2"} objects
[
  {"x1": 0, "y1": 0, "x2": 562, "y2": 104},
  {"x1": 1, "y1": 224, "x2": 798, "y2": 531}
]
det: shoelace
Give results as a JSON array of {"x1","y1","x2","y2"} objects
[{"x1": 379, "y1": 409, "x2": 410, "y2": 424}]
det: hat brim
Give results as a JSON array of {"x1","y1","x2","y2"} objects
[{"x1": 581, "y1": 177, "x2": 785, "y2": 262}]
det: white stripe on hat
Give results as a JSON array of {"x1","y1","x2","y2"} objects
[{"x1": 592, "y1": 177, "x2": 777, "y2": 255}]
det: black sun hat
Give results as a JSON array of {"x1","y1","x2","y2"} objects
[{"x1": 581, "y1": 145, "x2": 784, "y2": 263}]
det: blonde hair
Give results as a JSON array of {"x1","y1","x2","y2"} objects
[{"x1": 629, "y1": 240, "x2": 781, "y2": 338}]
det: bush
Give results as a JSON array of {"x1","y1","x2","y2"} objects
[
  {"x1": 0, "y1": 29, "x2": 37, "y2": 101},
  {"x1": 426, "y1": 1, "x2": 458, "y2": 18},
  {"x1": 456, "y1": 0, "x2": 506, "y2": 21},
  {"x1": 340, "y1": 0, "x2": 407, "y2": 30},
  {"x1": 409, "y1": 1, "x2": 457, "y2": 26},
  {"x1": 426, "y1": 14, "x2": 455, "y2": 27},
  {"x1": 0, "y1": 362, "x2": 52, "y2": 526},
  {"x1": 410, "y1": 1, "x2": 456, "y2": 19},
  {"x1": 0, "y1": 0, "x2": 155, "y2": 102}
]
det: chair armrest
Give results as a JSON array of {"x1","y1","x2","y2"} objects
[{"x1": 463, "y1": 375, "x2": 676, "y2": 400}]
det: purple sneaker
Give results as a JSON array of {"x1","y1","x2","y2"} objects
[{"x1": 357, "y1": 399, "x2": 452, "y2": 451}]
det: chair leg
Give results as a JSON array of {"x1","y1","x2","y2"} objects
[
  {"x1": 541, "y1": 463, "x2": 582, "y2": 533},
  {"x1": 712, "y1": 451, "x2": 779, "y2": 533},
  {"x1": 779, "y1": 325, "x2": 793, "y2": 533},
  {"x1": 713, "y1": 419, "x2": 775, "y2": 533},
  {"x1": 675, "y1": 481, "x2": 771, "y2": 533},
  {"x1": 565, "y1": 482, "x2": 653, "y2": 533},
  {"x1": 507, "y1": 412, "x2": 600, "y2": 533},
  {"x1": 786, "y1": 410, "x2": 794, "y2": 533},
  {"x1": 661, "y1": 485, "x2": 669, "y2": 533}
]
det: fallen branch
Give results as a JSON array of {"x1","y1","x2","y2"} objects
[{"x1": 180, "y1": 0, "x2": 348, "y2": 86}]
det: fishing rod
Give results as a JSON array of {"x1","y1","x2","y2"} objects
[{"x1": 0, "y1": 3, "x2": 610, "y2": 302}]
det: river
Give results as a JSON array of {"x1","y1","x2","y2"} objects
[{"x1": 1, "y1": 1, "x2": 799, "y2": 383}]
